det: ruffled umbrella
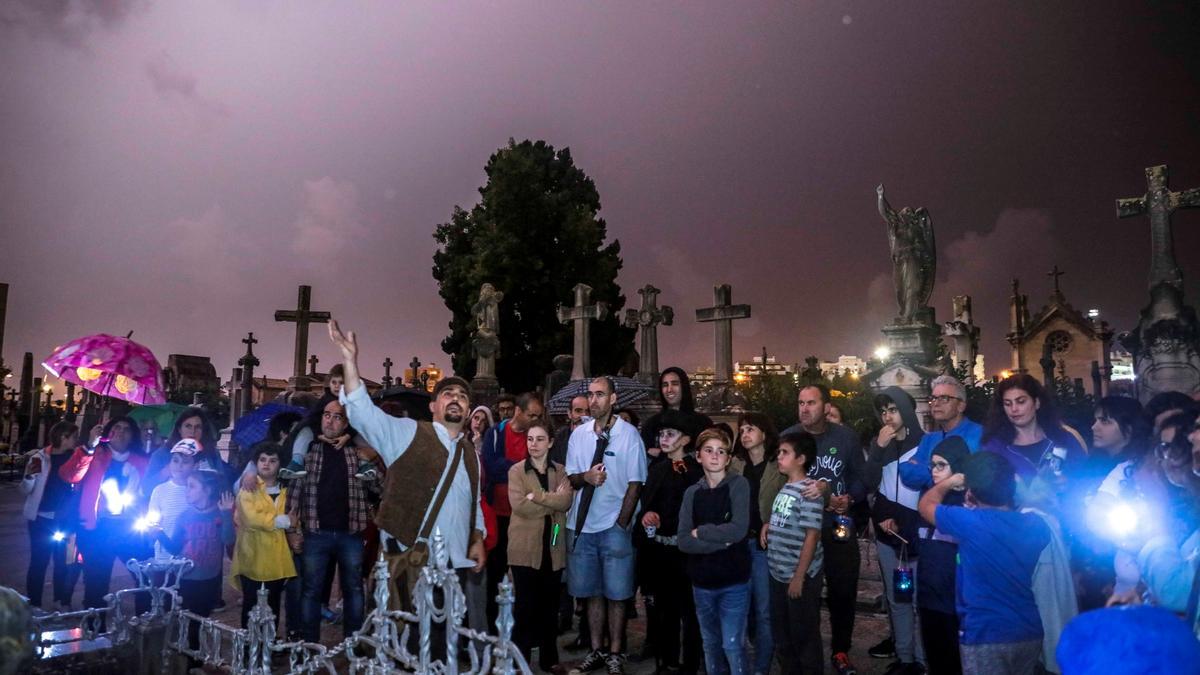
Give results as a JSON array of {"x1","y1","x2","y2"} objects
[{"x1": 42, "y1": 333, "x2": 167, "y2": 405}]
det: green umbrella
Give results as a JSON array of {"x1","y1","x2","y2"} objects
[{"x1": 128, "y1": 402, "x2": 189, "y2": 438}]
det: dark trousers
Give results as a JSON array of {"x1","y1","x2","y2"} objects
[
  {"x1": 240, "y1": 577, "x2": 287, "y2": 629},
  {"x1": 180, "y1": 576, "x2": 222, "y2": 653},
  {"x1": 79, "y1": 518, "x2": 150, "y2": 610},
  {"x1": 300, "y1": 530, "x2": 364, "y2": 642},
  {"x1": 285, "y1": 552, "x2": 304, "y2": 638},
  {"x1": 643, "y1": 542, "x2": 702, "y2": 672},
  {"x1": 822, "y1": 527, "x2": 860, "y2": 654},
  {"x1": 512, "y1": 564, "x2": 563, "y2": 669},
  {"x1": 486, "y1": 514, "x2": 510, "y2": 625},
  {"x1": 769, "y1": 574, "x2": 823, "y2": 675},
  {"x1": 26, "y1": 517, "x2": 80, "y2": 607},
  {"x1": 918, "y1": 608, "x2": 962, "y2": 675}
]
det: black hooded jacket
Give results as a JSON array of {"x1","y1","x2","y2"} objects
[{"x1": 866, "y1": 386, "x2": 924, "y2": 552}]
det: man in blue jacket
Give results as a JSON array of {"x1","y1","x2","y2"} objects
[{"x1": 899, "y1": 375, "x2": 983, "y2": 491}]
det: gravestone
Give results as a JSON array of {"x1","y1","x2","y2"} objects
[
  {"x1": 1116, "y1": 164, "x2": 1200, "y2": 401},
  {"x1": 695, "y1": 284, "x2": 751, "y2": 412},
  {"x1": 942, "y1": 295, "x2": 981, "y2": 384},
  {"x1": 274, "y1": 285, "x2": 330, "y2": 392},
  {"x1": 624, "y1": 284, "x2": 674, "y2": 385},
  {"x1": 557, "y1": 283, "x2": 608, "y2": 380},
  {"x1": 382, "y1": 357, "x2": 394, "y2": 388},
  {"x1": 237, "y1": 332, "x2": 260, "y2": 417}
]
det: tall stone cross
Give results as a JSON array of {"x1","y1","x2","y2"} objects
[
  {"x1": 1047, "y1": 265, "x2": 1065, "y2": 294},
  {"x1": 308, "y1": 354, "x2": 319, "y2": 376},
  {"x1": 696, "y1": 284, "x2": 751, "y2": 385},
  {"x1": 409, "y1": 356, "x2": 422, "y2": 387},
  {"x1": 238, "y1": 332, "x2": 260, "y2": 416},
  {"x1": 382, "y1": 357, "x2": 394, "y2": 388},
  {"x1": 1117, "y1": 164, "x2": 1200, "y2": 291},
  {"x1": 557, "y1": 284, "x2": 609, "y2": 380},
  {"x1": 624, "y1": 284, "x2": 673, "y2": 383},
  {"x1": 274, "y1": 285, "x2": 330, "y2": 388}
]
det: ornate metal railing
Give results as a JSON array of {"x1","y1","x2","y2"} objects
[{"x1": 30, "y1": 534, "x2": 530, "y2": 674}]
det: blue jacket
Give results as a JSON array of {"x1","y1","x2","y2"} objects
[
  {"x1": 898, "y1": 417, "x2": 983, "y2": 491},
  {"x1": 480, "y1": 419, "x2": 514, "y2": 504}
]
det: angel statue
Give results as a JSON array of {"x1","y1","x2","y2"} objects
[{"x1": 877, "y1": 184, "x2": 936, "y2": 323}]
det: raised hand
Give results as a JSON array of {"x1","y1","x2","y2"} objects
[
  {"x1": 218, "y1": 491, "x2": 235, "y2": 512},
  {"x1": 328, "y1": 319, "x2": 358, "y2": 361}
]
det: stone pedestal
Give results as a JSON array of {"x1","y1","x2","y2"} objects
[
  {"x1": 881, "y1": 312, "x2": 941, "y2": 365},
  {"x1": 869, "y1": 312, "x2": 943, "y2": 429},
  {"x1": 471, "y1": 376, "x2": 500, "y2": 409},
  {"x1": 1125, "y1": 284, "x2": 1200, "y2": 402}
]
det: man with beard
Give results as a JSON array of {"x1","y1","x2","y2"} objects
[
  {"x1": 640, "y1": 367, "x2": 713, "y2": 465},
  {"x1": 327, "y1": 320, "x2": 486, "y2": 612}
]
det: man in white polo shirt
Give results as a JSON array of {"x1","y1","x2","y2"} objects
[{"x1": 565, "y1": 375, "x2": 647, "y2": 674}]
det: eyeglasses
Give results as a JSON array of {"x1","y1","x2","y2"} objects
[
  {"x1": 930, "y1": 395, "x2": 963, "y2": 404},
  {"x1": 929, "y1": 460, "x2": 950, "y2": 471}
]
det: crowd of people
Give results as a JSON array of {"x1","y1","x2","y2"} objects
[{"x1": 17, "y1": 321, "x2": 1200, "y2": 675}]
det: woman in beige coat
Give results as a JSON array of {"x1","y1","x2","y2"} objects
[{"x1": 507, "y1": 421, "x2": 572, "y2": 673}]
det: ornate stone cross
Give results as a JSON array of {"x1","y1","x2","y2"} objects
[
  {"x1": 1117, "y1": 164, "x2": 1200, "y2": 291},
  {"x1": 274, "y1": 285, "x2": 330, "y2": 386},
  {"x1": 696, "y1": 284, "x2": 751, "y2": 385},
  {"x1": 557, "y1": 284, "x2": 608, "y2": 380},
  {"x1": 382, "y1": 357, "x2": 394, "y2": 388},
  {"x1": 409, "y1": 356, "x2": 422, "y2": 387},
  {"x1": 308, "y1": 354, "x2": 319, "y2": 376},
  {"x1": 624, "y1": 284, "x2": 674, "y2": 383}
]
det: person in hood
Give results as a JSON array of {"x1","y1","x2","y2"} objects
[
  {"x1": 915, "y1": 436, "x2": 970, "y2": 675},
  {"x1": 865, "y1": 387, "x2": 925, "y2": 672},
  {"x1": 641, "y1": 367, "x2": 713, "y2": 465}
]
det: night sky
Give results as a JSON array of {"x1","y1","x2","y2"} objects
[{"x1": 2, "y1": 1, "x2": 1199, "y2": 391}]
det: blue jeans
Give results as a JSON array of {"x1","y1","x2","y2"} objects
[
  {"x1": 301, "y1": 530, "x2": 364, "y2": 642},
  {"x1": 693, "y1": 581, "x2": 751, "y2": 675},
  {"x1": 748, "y1": 542, "x2": 774, "y2": 674}
]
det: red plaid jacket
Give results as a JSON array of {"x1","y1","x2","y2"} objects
[{"x1": 284, "y1": 441, "x2": 381, "y2": 534}]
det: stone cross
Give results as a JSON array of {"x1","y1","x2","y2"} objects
[
  {"x1": 557, "y1": 284, "x2": 609, "y2": 380},
  {"x1": 696, "y1": 284, "x2": 752, "y2": 385},
  {"x1": 1117, "y1": 164, "x2": 1200, "y2": 291},
  {"x1": 274, "y1": 285, "x2": 330, "y2": 387},
  {"x1": 409, "y1": 356, "x2": 422, "y2": 387},
  {"x1": 382, "y1": 357, "x2": 394, "y2": 388},
  {"x1": 238, "y1": 332, "x2": 260, "y2": 416},
  {"x1": 308, "y1": 354, "x2": 319, "y2": 376},
  {"x1": 1047, "y1": 265, "x2": 1065, "y2": 295},
  {"x1": 0, "y1": 283, "x2": 7, "y2": 381},
  {"x1": 623, "y1": 284, "x2": 673, "y2": 384}
]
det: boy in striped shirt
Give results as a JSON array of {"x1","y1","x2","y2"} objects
[{"x1": 764, "y1": 431, "x2": 825, "y2": 675}]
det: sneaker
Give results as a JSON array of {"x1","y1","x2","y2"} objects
[
  {"x1": 604, "y1": 653, "x2": 626, "y2": 674},
  {"x1": 354, "y1": 467, "x2": 380, "y2": 482},
  {"x1": 831, "y1": 652, "x2": 858, "y2": 675},
  {"x1": 279, "y1": 463, "x2": 307, "y2": 480},
  {"x1": 869, "y1": 637, "x2": 896, "y2": 659},
  {"x1": 321, "y1": 605, "x2": 340, "y2": 624},
  {"x1": 570, "y1": 649, "x2": 607, "y2": 673}
]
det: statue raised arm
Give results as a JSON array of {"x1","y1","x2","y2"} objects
[{"x1": 877, "y1": 184, "x2": 936, "y2": 323}]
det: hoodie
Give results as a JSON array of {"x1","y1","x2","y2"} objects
[{"x1": 866, "y1": 387, "x2": 924, "y2": 551}]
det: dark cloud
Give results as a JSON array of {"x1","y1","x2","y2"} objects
[
  {"x1": 145, "y1": 50, "x2": 229, "y2": 120},
  {"x1": 0, "y1": 0, "x2": 144, "y2": 49}
]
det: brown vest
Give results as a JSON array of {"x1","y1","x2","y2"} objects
[{"x1": 375, "y1": 421, "x2": 479, "y2": 548}]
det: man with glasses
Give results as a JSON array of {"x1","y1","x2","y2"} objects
[
  {"x1": 481, "y1": 391, "x2": 546, "y2": 621},
  {"x1": 565, "y1": 376, "x2": 647, "y2": 674},
  {"x1": 900, "y1": 375, "x2": 983, "y2": 491}
]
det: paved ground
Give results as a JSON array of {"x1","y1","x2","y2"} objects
[{"x1": 1, "y1": 478, "x2": 897, "y2": 673}]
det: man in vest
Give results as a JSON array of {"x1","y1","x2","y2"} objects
[{"x1": 329, "y1": 320, "x2": 486, "y2": 611}]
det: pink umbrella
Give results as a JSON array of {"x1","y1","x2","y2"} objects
[{"x1": 42, "y1": 333, "x2": 167, "y2": 405}]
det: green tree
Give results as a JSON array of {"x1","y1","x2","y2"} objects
[{"x1": 433, "y1": 139, "x2": 635, "y2": 393}]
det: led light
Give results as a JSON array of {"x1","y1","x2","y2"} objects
[
  {"x1": 52, "y1": 531, "x2": 66, "y2": 542},
  {"x1": 1107, "y1": 502, "x2": 1138, "y2": 538},
  {"x1": 134, "y1": 517, "x2": 151, "y2": 532}
]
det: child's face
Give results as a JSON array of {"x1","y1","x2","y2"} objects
[
  {"x1": 257, "y1": 453, "x2": 281, "y2": 480},
  {"x1": 185, "y1": 476, "x2": 210, "y2": 509},
  {"x1": 699, "y1": 439, "x2": 731, "y2": 473},
  {"x1": 169, "y1": 452, "x2": 196, "y2": 483},
  {"x1": 930, "y1": 454, "x2": 952, "y2": 485},
  {"x1": 776, "y1": 442, "x2": 805, "y2": 475}
]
